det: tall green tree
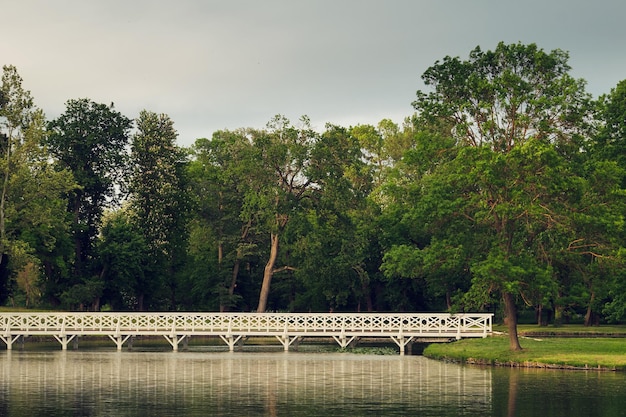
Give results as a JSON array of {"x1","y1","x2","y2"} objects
[
  {"x1": 404, "y1": 42, "x2": 594, "y2": 350},
  {"x1": 380, "y1": 124, "x2": 470, "y2": 312},
  {"x1": 348, "y1": 120, "x2": 430, "y2": 311},
  {"x1": 0, "y1": 66, "x2": 75, "y2": 305},
  {"x1": 128, "y1": 110, "x2": 189, "y2": 310},
  {"x1": 290, "y1": 124, "x2": 372, "y2": 311},
  {"x1": 187, "y1": 132, "x2": 258, "y2": 311},
  {"x1": 246, "y1": 115, "x2": 318, "y2": 313},
  {"x1": 47, "y1": 99, "x2": 132, "y2": 307},
  {"x1": 589, "y1": 79, "x2": 626, "y2": 323},
  {"x1": 0, "y1": 65, "x2": 35, "y2": 302}
]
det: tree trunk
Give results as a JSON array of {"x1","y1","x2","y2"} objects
[
  {"x1": 584, "y1": 291, "x2": 595, "y2": 327},
  {"x1": 503, "y1": 291, "x2": 522, "y2": 351},
  {"x1": 257, "y1": 232, "x2": 279, "y2": 313},
  {"x1": 137, "y1": 293, "x2": 145, "y2": 312},
  {"x1": 229, "y1": 260, "x2": 240, "y2": 297},
  {"x1": 223, "y1": 220, "x2": 251, "y2": 312},
  {"x1": 221, "y1": 259, "x2": 240, "y2": 312},
  {"x1": 553, "y1": 298, "x2": 563, "y2": 327},
  {"x1": 353, "y1": 265, "x2": 374, "y2": 312},
  {"x1": 362, "y1": 280, "x2": 373, "y2": 312},
  {"x1": 0, "y1": 139, "x2": 12, "y2": 304},
  {"x1": 218, "y1": 241, "x2": 226, "y2": 312},
  {"x1": 0, "y1": 253, "x2": 9, "y2": 305},
  {"x1": 72, "y1": 197, "x2": 84, "y2": 279}
]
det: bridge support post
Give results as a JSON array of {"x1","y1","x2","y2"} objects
[
  {"x1": 237, "y1": 336, "x2": 247, "y2": 349},
  {"x1": 332, "y1": 334, "x2": 356, "y2": 350},
  {"x1": 219, "y1": 334, "x2": 243, "y2": 352},
  {"x1": 164, "y1": 335, "x2": 187, "y2": 351},
  {"x1": 276, "y1": 334, "x2": 299, "y2": 351},
  {"x1": 108, "y1": 335, "x2": 132, "y2": 351},
  {"x1": 390, "y1": 335, "x2": 414, "y2": 356},
  {"x1": 0, "y1": 334, "x2": 20, "y2": 350},
  {"x1": 54, "y1": 334, "x2": 77, "y2": 350}
]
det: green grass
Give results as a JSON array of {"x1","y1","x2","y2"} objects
[
  {"x1": 496, "y1": 324, "x2": 626, "y2": 336},
  {"x1": 424, "y1": 334, "x2": 626, "y2": 370}
]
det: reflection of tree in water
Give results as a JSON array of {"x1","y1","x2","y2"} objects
[
  {"x1": 494, "y1": 367, "x2": 626, "y2": 417},
  {"x1": 266, "y1": 375, "x2": 277, "y2": 417},
  {"x1": 508, "y1": 370, "x2": 519, "y2": 417}
]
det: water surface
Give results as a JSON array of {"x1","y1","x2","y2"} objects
[{"x1": 0, "y1": 350, "x2": 624, "y2": 416}]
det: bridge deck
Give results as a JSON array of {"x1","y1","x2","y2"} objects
[{"x1": 0, "y1": 312, "x2": 493, "y2": 354}]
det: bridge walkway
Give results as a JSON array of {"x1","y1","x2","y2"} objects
[{"x1": 0, "y1": 312, "x2": 493, "y2": 355}]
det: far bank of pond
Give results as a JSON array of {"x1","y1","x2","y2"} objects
[{"x1": 424, "y1": 326, "x2": 626, "y2": 371}]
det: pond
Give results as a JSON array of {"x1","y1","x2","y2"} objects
[{"x1": 0, "y1": 349, "x2": 624, "y2": 416}]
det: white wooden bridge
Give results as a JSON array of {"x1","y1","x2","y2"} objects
[{"x1": 0, "y1": 312, "x2": 492, "y2": 355}]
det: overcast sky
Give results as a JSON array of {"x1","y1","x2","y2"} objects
[{"x1": 3, "y1": 0, "x2": 625, "y2": 146}]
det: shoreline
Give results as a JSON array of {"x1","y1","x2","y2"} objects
[
  {"x1": 423, "y1": 329, "x2": 626, "y2": 371},
  {"x1": 427, "y1": 355, "x2": 621, "y2": 371}
]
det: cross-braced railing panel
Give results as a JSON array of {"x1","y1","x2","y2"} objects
[{"x1": 1, "y1": 312, "x2": 492, "y2": 337}]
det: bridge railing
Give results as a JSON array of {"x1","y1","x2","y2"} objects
[
  {"x1": 0, "y1": 312, "x2": 492, "y2": 353},
  {"x1": 1, "y1": 312, "x2": 492, "y2": 333}
]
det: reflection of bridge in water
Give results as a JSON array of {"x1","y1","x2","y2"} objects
[
  {"x1": 0, "y1": 352, "x2": 493, "y2": 415},
  {"x1": 0, "y1": 312, "x2": 492, "y2": 354}
]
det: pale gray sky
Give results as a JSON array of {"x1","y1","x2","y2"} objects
[{"x1": 3, "y1": 0, "x2": 625, "y2": 146}]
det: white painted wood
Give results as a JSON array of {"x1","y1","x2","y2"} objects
[{"x1": 0, "y1": 312, "x2": 492, "y2": 354}]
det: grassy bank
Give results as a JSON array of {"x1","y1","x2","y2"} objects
[
  {"x1": 423, "y1": 330, "x2": 626, "y2": 371},
  {"x1": 498, "y1": 324, "x2": 626, "y2": 337}
]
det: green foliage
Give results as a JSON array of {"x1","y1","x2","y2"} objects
[
  {"x1": 290, "y1": 207, "x2": 359, "y2": 311},
  {"x1": 2, "y1": 43, "x2": 626, "y2": 322},
  {"x1": 0, "y1": 66, "x2": 76, "y2": 306},
  {"x1": 414, "y1": 42, "x2": 591, "y2": 152},
  {"x1": 47, "y1": 98, "x2": 132, "y2": 292},
  {"x1": 385, "y1": 42, "x2": 623, "y2": 348},
  {"x1": 187, "y1": 129, "x2": 268, "y2": 311},
  {"x1": 339, "y1": 346, "x2": 397, "y2": 355},
  {"x1": 594, "y1": 79, "x2": 626, "y2": 176},
  {"x1": 59, "y1": 276, "x2": 104, "y2": 310},
  {"x1": 602, "y1": 249, "x2": 626, "y2": 323},
  {"x1": 96, "y1": 210, "x2": 149, "y2": 310},
  {"x1": 128, "y1": 110, "x2": 190, "y2": 310}
]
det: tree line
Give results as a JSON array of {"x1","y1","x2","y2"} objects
[{"x1": 2, "y1": 42, "x2": 626, "y2": 349}]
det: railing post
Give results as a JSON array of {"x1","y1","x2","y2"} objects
[
  {"x1": 283, "y1": 323, "x2": 289, "y2": 352},
  {"x1": 484, "y1": 314, "x2": 490, "y2": 338}
]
